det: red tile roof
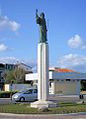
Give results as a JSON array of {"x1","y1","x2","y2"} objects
[{"x1": 49, "y1": 67, "x2": 75, "y2": 72}]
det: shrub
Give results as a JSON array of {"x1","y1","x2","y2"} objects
[{"x1": 0, "y1": 91, "x2": 18, "y2": 98}]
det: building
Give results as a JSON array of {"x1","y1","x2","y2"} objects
[
  {"x1": 16, "y1": 63, "x2": 32, "y2": 73},
  {"x1": 0, "y1": 63, "x2": 32, "y2": 90},
  {"x1": 0, "y1": 63, "x2": 16, "y2": 90},
  {"x1": 25, "y1": 67, "x2": 86, "y2": 95}
]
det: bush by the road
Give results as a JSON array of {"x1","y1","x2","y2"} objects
[{"x1": 0, "y1": 91, "x2": 18, "y2": 98}]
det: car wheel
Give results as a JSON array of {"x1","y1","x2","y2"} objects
[{"x1": 20, "y1": 97, "x2": 25, "y2": 102}]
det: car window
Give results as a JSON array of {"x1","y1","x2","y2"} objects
[
  {"x1": 24, "y1": 89, "x2": 33, "y2": 94},
  {"x1": 33, "y1": 89, "x2": 38, "y2": 93}
]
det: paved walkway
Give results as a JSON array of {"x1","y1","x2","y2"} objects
[{"x1": 0, "y1": 113, "x2": 86, "y2": 119}]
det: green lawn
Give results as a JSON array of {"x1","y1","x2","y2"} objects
[{"x1": 0, "y1": 102, "x2": 86, "y2": 114}]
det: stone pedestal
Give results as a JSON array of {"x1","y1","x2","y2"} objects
[
  {"x1": 31, "y1": 43, "x2": 56, "y2": 108},
  {"x1": 31, "y1": 100, "x2": 57, "y2": 108}
]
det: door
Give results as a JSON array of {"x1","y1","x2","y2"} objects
[{"x1": 23, "y1": 89, "x2": 33, "y2": 101}]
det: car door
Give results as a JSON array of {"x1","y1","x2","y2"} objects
[{"x1": 23, "y1": 89, "x2": 33, "y2": 101}]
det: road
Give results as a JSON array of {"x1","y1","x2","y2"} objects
[
  {"x1": 0, "y1": 98, "x2": 11, "y2": 104},
  {"x1": 0, "y1": 113, "x2": 86, "y2": 119},
  {"x1": 0, "y1": 94, "x2": 86, "y2": 104}
]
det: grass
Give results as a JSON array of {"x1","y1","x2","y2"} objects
[
  {"x1": 50, "y1": 104, "x2": 86, "y2": 114},
  {"x1": 0, "y1": 102, "x2": 86, "y2": 114},
  {"x1": 0, "y1": 104, "x2": 37, "y2": 114}
]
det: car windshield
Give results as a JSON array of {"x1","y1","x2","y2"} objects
[
  {"x1": 18, "y1": 89, "x2": 28, "y2": 93},
  {"x1": 18, "y1": 88, "x2": 37, "y2": 94}
]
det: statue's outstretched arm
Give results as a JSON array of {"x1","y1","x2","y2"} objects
[
  {"x1": 36, "y1": 9, "x2": 41, "y2": 24},
  {"x1": 36, "y1": 9, "x2": 38, "y2": 18}
]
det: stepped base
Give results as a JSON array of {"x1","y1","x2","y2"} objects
[{"x1": 30, "y1": 100, "x2": 57, "y2": 108}]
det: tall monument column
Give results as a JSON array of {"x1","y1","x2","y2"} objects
[
  {"x1": 38, "y1": 42, "x2": 49, "y2": 101},
  {"x1": 31, "y1": 10, "x2": 56, "y2": 108}
]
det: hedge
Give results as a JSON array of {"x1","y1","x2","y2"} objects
[{"x1": 0, "y1": 91, "x2": 18, "y2": 98}]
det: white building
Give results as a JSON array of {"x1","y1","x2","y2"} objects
[{"x1": 25, "y1": 67, "x2": 86, "y2": 95}]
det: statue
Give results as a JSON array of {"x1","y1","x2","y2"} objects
[{"x1": 36, "y1": 9, "x2": 47, "y2": 43}]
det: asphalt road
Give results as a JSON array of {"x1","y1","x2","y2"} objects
[
  {"x1": 0, "y1": 94, "x2": 86, "y2": 104},
  {"x1": 49, "y1": 94, "x2": 86, "y2": 103},
  {"x1": 0, "y1": 98, "x2": 30, "y2": 105},
  {"x1": 0, "y1": 98, "x2": 11, "y2": 104},
  {"x1": 0, "y1": 113, "x2": 86, "y2": 119}
]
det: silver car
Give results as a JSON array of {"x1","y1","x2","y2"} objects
[{"x1": 12, "y1": 88, "x2": 38, "y2": 102}]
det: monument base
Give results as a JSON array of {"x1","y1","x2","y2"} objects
[{"x1": 30, "y1": 100, "x2": 57, "y2": 108}]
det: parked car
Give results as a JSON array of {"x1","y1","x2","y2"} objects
[{"x1": 12, "y1": 88, "x2": 38, "y2": 102}]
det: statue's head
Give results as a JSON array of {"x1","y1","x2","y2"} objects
[{"x1": 40, "y1": 12, "x2": 45, "y2": 18}]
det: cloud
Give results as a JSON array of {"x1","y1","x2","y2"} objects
[
  {"x1": 57, "y1": 54, "x2": 86, "y2": 72},
  {"x1": 0, "y1": 43, "x2": 8, "y2": 51},
  {"x1": 0, "y1": 57, "x2": 20, "y2": 64},
  {"x1": 0, "y1": 15, "x2": 20, "y2": 31},
  {"x1": 68, "y1": 34, "x2": 86, "y2": 49}
]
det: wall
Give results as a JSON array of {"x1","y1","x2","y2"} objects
[
  {"x1": 6, "y1": 80, "x2": 80, "y2": 95},
  {"x1": 4, "y1": 84, "x2": 31, "y2": 91},
  {"x1": 54, "y1": 80, "x2": 81, "y2": 95}
]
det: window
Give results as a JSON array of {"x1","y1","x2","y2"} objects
[
  {"x1": 66, "y1": 79, "x2": 70, "y2": 81},
  {"x1": 49, "y1": 82, "x2": 52, "y2": 87},
  {"x1": 72, "y1": 80, "x2": 75, "y2": 82},
  {"x1": 34, "y1": 89, "x2": 38, "y2": 93},
  {"x1": 24, "y1": 89, "x2": 33, "y2": 94}
]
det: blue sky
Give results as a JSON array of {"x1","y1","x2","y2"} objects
[{"x1": 0, "y1": 0, "x2": 86, "y2": 72}]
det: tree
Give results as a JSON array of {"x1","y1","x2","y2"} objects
[
  {"x1": 81, "y1": 80, "x2": 86, "y2": 91},
  {"x1": 13, "y1": 67, "x2": 26, "y2": 83},
  {"x1": 4, "y1": 67, "x2": 27, "y2": 84},
  {"x1": 4, "y1": 70, "x2": 15, "y2": 84}
]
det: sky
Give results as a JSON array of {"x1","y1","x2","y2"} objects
[{"x1": 0, "y1": 0, "x2": 86, "y2": 72}]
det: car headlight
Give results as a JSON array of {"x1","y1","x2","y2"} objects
[{"x1": 14, "y1": 95, "x2": 19, "y2": 98}]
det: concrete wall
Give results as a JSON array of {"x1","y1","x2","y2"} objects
[
  {"x1": 4, "y1": 84, "x2": 31, "y2": 91},
  {"x1": 54, "y1": 80, "x2": 81, "y2": 95},
  {"x1": 5, "y1": 80, "x2": 80, "y2": 95}
]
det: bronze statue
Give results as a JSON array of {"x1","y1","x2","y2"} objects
[{"x1": 36, "y1": 9, "x2": 47, "y2": 43}]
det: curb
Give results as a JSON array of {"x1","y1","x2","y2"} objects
[{"x1": 0, "y1": 112, "x2": 86, "y2": 117}]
